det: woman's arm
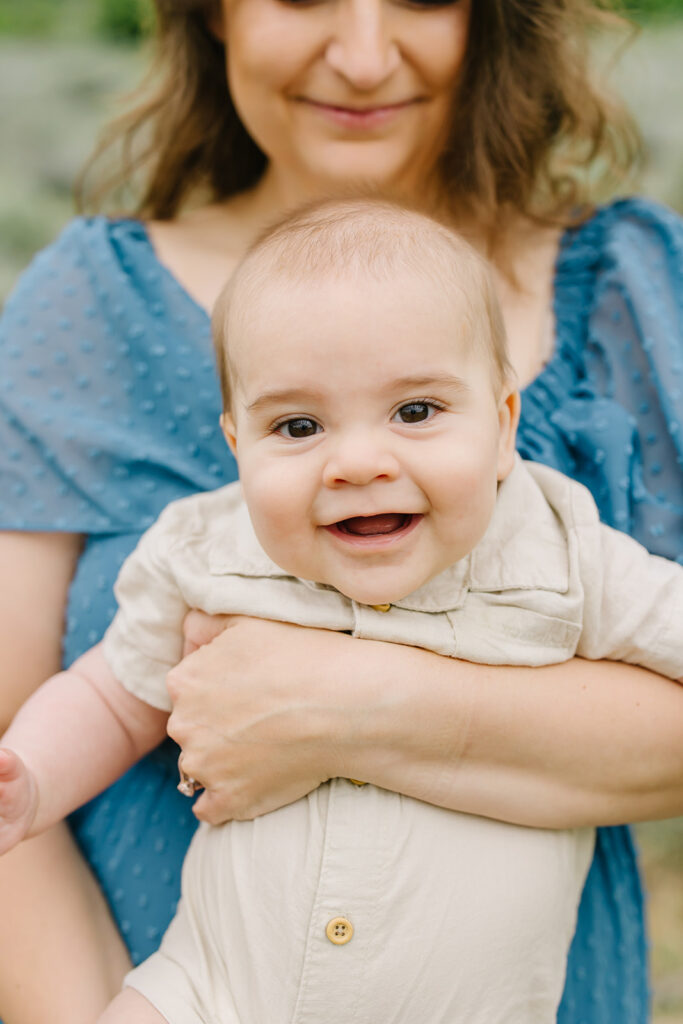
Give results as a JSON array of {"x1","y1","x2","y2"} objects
[
  {"x1": 0, "y1": 532, "x2": 83, "y2": 729},
  {"x1": 0, "y1": 532, "x2": 132, "y2": 1024},
  {"x1": 169, "y1": 613, "x2": 683, "y2": 829}
]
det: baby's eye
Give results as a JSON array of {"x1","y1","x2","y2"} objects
[
  {"x1": 275, "y1": 417, "x2": 322, "y2": 439},
  {"x1": 393, "y1": 401, "x2": 438, "y2": 424}
]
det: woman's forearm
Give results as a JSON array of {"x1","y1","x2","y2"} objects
[
  {"x1": 0, "y1": 531, "x2": 131, "y2": 1020},
  {"x1": 332, "y1": 644, "x2": 683, "y2": 829},
  {"x1": 169, "y1": 616, "x2": 683, "y2": 829},
  {"x1": 0, "y1": 825, "x2": 131, "y2": 1024}
]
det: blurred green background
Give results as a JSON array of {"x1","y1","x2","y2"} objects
[{"x1": 0, "y1": 0, "x2": 681, "y2": 1019}]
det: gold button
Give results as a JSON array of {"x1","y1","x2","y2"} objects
[
  {"x1": 326, "y1": 917, "x2": 354, "y2": 945},
  {"x1": 349, "y1": 779, "x2": 367, "y2": 787},
  {"x1": 371, "y1": 603, "x2": 391, "y2": 613}
]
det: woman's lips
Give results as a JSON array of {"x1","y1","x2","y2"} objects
[
  {"x1": 299, "y1": 98, "x2": 418, "y2": 129},
  {"x1": 324, "y1": 513, "x2": 423, "y2": 548}
]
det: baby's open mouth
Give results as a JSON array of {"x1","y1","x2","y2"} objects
[{"x1": 335, "y1": 513, "x2": 415, "y2": 537}]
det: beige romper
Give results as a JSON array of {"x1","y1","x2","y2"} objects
[{"x1": 103, "y1": 458, "x2": 683, "y2": 1024}]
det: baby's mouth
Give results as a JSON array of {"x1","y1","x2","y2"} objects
[
  {"x1": 337, "y1": 513, "x2": 413, "y2": 536},
  {"x1": 324, "y1": 513, "x2": 422, "y2": 548}
]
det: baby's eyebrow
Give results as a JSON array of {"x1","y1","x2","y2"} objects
[
  {"x1": 245, "y1": 375, "x2": 471, "y2": 415},
  {"x1": 388, "y1": 374, "x2": 471, "y2": 394},
  {"x1": 246, "y1": 387, "x2": 323, "y2": 414}
]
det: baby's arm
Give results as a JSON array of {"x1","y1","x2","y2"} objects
[
  {"x1": 0, "y1": 496, "x2": 205, "y2": 853},
  {"x1": 0, "y1": 643, "x2": 168, "y2": 855}
]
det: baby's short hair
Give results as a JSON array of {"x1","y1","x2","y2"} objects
[{"x1": 212, "y1": 199, "x2": 513, "y2": 412}]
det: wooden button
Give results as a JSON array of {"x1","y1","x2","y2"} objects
[
  {"x1": 371, "y1": 603, "x2": 391, "y2": 613},
  {"x1": 326, "y1": 917, "x2": 354, "y2": 945}
]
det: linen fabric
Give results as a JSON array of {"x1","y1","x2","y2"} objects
[
  {"x1": 101, "y1": 457, "x2": 681, "y2": 1023},
  {"x1": 1, "y1": 198, "x2": 682, "y2": 1021},
  {"x1": 128, "y1": 784, "x2": 594, "y2": 1024},
  {"x1": 103, "y1": 458, "x2": 683, "y2": 713}
]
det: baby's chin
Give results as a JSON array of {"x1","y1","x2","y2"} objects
[{"x1": 315, "y1": 571, "x2": 432, "y2": 608}]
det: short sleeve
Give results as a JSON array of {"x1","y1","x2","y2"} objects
[
  {"x1": 102, "y1": 509, "x2": 190, "y2": 712},
  {"x1": 0, "y1": 217, "x2": 232, "y2": 534},
  {"x1": 577, "y1": 521, "x2": 683, "y2": 679}
]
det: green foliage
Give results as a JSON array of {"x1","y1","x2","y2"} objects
[
  {"x1": 96, "y1": 0, "x2": 149, "y2": 41},
  {"x1": 622, "y1": 0, "x2": 683, "y2": 15},
  {"x1": 0, "y1": 0, "x2": 150, "y2": 40},
  {"x1": 0, "y1": 0, "x2": 62, "y2": 36},
  {"x1": 1, "y1": 0, "x2": 681, "y2": 39}
]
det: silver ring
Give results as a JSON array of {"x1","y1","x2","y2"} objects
[{"x1": 177, "y1": 765, "x2": 201, "y2": 797}]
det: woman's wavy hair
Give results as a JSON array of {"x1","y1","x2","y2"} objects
[{"x1": 76, "y1": 0, "x2": 641, "y2": 231}]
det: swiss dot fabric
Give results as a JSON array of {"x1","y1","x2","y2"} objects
[
  {"x1": 1, "y1": 198, "x2": 682, "y2": 1021},
  {"x1": 0, "y1": 217, "x2": 236, "y2": 965}
]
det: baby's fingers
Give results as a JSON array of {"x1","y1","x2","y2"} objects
[
  {"x1": 0, "y1": 748, "x2": 36, "y2": 853},
  {"x1": 0, "y1": 748, "x2": 25, "y2": 782}
]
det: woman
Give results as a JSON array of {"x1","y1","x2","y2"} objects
[{"x1": 0, "y1": 1, "x2": 681, "y2": 1021}]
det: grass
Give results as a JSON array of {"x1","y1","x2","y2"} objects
[{"x1": 637, "y1": 819, "x2": 683, "y2": 1018}]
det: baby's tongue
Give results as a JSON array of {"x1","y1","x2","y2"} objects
[{"x1": 341, "y1": 513, "x2": 406, "y2": 536}]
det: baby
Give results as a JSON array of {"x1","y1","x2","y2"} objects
[{"x1": 1, "y1": 200, "x2": 681, "y2": 1024}]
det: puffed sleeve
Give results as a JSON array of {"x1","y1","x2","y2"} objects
[
  {"x1": 1, "y1": 220, "x2": 123, "y2": 531},
  {"x1": 0, "y1": 217, "x2": 228, "y2": 535},
  {"x1": 525, "y1": 198, "x2": 683, "y2": 560}
]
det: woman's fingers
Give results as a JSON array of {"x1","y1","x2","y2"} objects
[
  {"x1": 181, "y1": 610, "x2": 234, "y2": 657},
  {"x1": 167, "y1": 617, "x2": 346, "y2": 821}
]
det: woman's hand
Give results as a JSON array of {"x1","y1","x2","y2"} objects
[
  {"x1": 169, "y1": 611, "x2": 468, "y2": 826},
  {"x1": 169, "y1": 612, "x2": 683, "y2": 829},
  {"x1": 168, "y1": 614, "x2": 376, "y2": 823},
  {"x1": 169, "y1": 611, "x2": 478, "y2": 824}
]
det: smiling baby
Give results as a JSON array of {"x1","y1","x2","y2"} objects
[{"x1": 1, "y1": 199, "x2": 681, "y2": 1024}]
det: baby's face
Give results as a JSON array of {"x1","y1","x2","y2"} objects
[{"x1": 222, "y1": 271, "x2": 518, "y2": 606}]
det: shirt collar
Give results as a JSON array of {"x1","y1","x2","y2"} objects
[{"x1": 208, "y1": 457, "x2": 569, "y2": 613}]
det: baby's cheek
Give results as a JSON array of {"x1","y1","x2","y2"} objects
[
  {"x1": 245, "y1": 478, "x2": 314, "y2": 573},
  {"x1": 435, "y1": 467, "x2": 499, "y2": 548},
  {"x1": 242, "y1": 471, "x2": 289, "y2": 536}
]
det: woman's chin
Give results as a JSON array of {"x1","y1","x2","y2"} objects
[{"x1": 291, "y1": 151, "x2": 423, "y2": 201}]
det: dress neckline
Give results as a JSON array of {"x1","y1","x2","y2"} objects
[{"x1": 119, "y1": 209, "x2": 605, "y2": 399}]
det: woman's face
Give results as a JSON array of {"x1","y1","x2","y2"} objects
[{"x1": 212, "y1": 0, "x2": 471, "y2": 203}]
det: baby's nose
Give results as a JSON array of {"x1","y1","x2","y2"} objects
[{"x1": 322, "y1": 434, "x2": 400, "y2": 487}]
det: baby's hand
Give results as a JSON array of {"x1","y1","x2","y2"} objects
[{"x1": 0, "y1": 748, "x2": 38, "y2": 855}]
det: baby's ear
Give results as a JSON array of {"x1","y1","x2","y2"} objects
[
  {"x1": 496, "y1": 388, "x2": 521, "y2": 481},
  {"x1": 220, "y1": 412, "x2": 238, "y2": 457}
]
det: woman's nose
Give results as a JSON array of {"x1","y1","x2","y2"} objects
[
  {"x1": 325, "y1": 0, "x2": 401, "y2": 91},
  {"x1": 322, "y1": 432, "x2": 401, "y2": 488}
]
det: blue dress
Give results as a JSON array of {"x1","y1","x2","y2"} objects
[{"x1": 1, "y1": 197, "x2": 681, "y2": 1021}]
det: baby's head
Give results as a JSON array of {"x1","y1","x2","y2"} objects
[{"x1": 213, "y1": 199, "x2": 519, "y2": 606}]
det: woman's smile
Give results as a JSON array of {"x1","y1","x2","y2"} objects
[{"x1": 295, "y1": 96, "x2": 423, "y2": 131}]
